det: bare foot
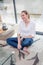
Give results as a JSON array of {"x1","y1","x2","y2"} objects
[{"x1": 23, "y1": 47, "x2": 30, "y2": 54}]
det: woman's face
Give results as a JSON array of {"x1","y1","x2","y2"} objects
[{"x1": 21, "y1": 12, "x2": 28, "y2": 22}]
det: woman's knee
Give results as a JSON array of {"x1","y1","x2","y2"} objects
[
  {"x1": 6, "y1": 38, "x2": 18, "y2": 48},
  {"x1": 6, "y1": 38, "x2": 11, "y2": 44},
  {"x1": 21, "y1": 38, "x2": 33, "y2": 47}
]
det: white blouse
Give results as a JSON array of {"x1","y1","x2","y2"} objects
[{"x1": 17, "y1": 20, "x2": 36, "y2": 37}]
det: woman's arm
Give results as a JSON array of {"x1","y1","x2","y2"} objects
[
  {"x1": 23, "y1": 35, "x2": 34, "y2": 38},
  {"x1": 17, "y1": 34, "x2": 22, "y2": 49}
]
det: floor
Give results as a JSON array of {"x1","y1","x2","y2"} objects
[{"x1": 1, "y1": 34, "x2": 43, "y2": 65}]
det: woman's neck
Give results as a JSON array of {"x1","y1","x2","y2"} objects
[{"x1": 25, "y1": 19, "x2": 30, "y2": 25}]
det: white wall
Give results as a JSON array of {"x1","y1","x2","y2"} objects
[{"x1": 16, "y1": 0, "x2": 43, "y2": 14}]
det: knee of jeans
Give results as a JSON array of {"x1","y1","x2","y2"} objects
[
  {"x1": 6, "y1": 38, "x2": 10, "y2": 43},
  {"x1": 28, "y1": 40, "x2": 33, "y2": 46}
]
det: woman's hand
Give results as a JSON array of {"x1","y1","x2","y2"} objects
[
  {"x1": 20, "y1": 37, "x2": 23, "y2": 41},
  {"x1": 17, "y1": 44, "x2": 22, "y2": 50}
]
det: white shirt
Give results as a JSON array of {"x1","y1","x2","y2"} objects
[{"x1": 17, "y1": 20, "x2": 35, "y2": 37}]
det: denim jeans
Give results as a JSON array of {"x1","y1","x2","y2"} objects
[{"x1": 6, "y1": 37, "x2": 33, "y2": 49}]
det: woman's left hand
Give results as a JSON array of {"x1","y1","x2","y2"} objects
[
  {"x1": 17, "y1": 44, "x2": 22, "y2": 50},
  {"x1": 20, "y1": 37, "x2": 23, "y2": 41}
]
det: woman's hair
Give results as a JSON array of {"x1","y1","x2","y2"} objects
[{"x1": 21, "y1": 10, "x2": 30, "y2": 18}]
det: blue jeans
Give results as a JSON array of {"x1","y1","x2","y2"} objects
[{"x1": 6, "y1": 37, "x2": 33, "y2": 49}]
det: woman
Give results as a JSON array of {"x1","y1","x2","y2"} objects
[{"x1": 6, "y1": 10, "x2": 35, "y2": 54}]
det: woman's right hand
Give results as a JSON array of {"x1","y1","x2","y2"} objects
[{"x1": 17, "y1": 44, "x2": 22, "y2": 50}]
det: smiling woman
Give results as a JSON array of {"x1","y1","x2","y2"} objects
[{"x1": 6, "y1": 10, "x2": 35, "y2": 55}]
